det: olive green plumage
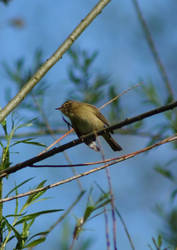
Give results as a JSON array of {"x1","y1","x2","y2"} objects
[{"x1": 57, "y1": 100, "x2": 122, "y2": 152}]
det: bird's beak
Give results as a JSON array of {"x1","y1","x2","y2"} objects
[{"x1": 56, "y1": 106, "x2": 62, "y2": 111}]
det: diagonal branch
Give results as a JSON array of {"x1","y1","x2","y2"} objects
[
  {"x1": 0, "y1": 134, "x2": 176, "y2": 204},
  {"x1": 0, "y1": 0, "x2": 111, "y2": 123},
  {"x1": 0, "y1": 101, "x2": 176, "y2": 179}
]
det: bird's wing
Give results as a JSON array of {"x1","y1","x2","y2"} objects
[
  {"x1": 87, "y1": 103, "x2": 110, "y2": 127},
  {"x1": 87, "y1": 103, "x2": 115, "y2": 134},
  {"x1": 95, "y1": 111, "x2": 110, "y2": 126}
]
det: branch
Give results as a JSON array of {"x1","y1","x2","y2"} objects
[
  {"x1": 0, "y1": 0, "x2": 111, "y2": 123},
  {"x1": 0, "y1": 101, "x2": 176, "y2": 179},
  {"x1": 0, "y1": 134, "x2": 176, "y2": 204}
]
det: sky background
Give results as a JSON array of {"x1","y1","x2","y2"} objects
[{"x1": 0, "y1": 0, "x2": 177, "y2": 249}]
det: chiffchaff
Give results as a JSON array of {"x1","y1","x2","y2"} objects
[{"x1": 56, "y1": 100, "x2": 122, "y2": 152}]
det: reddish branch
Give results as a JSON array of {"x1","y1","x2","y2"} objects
[{"x1": 0, "y1": 134, "x2": 176, "y2": 204}]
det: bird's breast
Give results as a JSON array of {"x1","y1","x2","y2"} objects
[{"x1": 70, "y1": 112, "x2": 104, "y2": 135}]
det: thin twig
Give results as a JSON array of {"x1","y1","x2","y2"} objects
[
  {"x1": 98, "y1": 138, "x2": 117, "y2": 249},
  {"x1": 105, "y1": 167, "x2": 117, "y2": 250},
  {"x1": 0, "y1": 134, "x2": 176, "y2": 204},
  {"x1": 0, "y1": 101, "x2": 176, "y2": 179},
  {"x1": 104, "y1": 207, "x2": 111, "y2": 250},
  {"x1": 115, "y1": 207, "x2": 135, "y2": 250},
  {"x1": 38, "y1": 129, "x2": 73, "y2": 155},
  {"x1": 152, "y1": 237, "x2": 160, "y2": 250},
  {"x1": 98, "y1": 138, "x2": 117, "y2": 250},
  {"x1": 99, "y1": 82, "x2": 143, "y2": 110}
]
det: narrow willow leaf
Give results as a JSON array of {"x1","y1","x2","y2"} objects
[
  {"x1": 15, "y1": 209, "x2": 63, "y2": 226},
  {"x1": 25, "y1": 180, "x2": 47, "y2": 207},
  {"x1": 95, "y1": 199, "x2": 111, "y2": 210},
  {"x1": 24, "y1": 237, "x2": 46, "y2": 248},
  {"x1": 5, "y1": 177, "x2": 34, "y2": 198},
  {"x1": 27, "y1": 231, "x2": 49, "y2": 242},
  {"x1": 154, "y1": 166, "x2": 174, "y2": 181},
  {"x1": 11, "y1": 138, "x2": 45, "y2": 147},
  {"x1": 2, "y1": 216, "x2": 22, "y2": 241},
  {"x1": 83, "y1": 206, "x2": 95, "y2": 222}
]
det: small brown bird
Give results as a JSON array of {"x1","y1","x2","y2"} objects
[{"x1": 56, "y1": 100, "x2": 122, "y2": 152}]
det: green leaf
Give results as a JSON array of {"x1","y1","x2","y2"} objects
[
  {"x1": 95, "y1": 192, "x2": 110, "y2": 205},
  {"x1": 157, "y1": 234, "x2": 162, "y2": 247},
  {"x1": 15, "y1": 189, "x2": 19, "y2": 215},
  {"x1": 83, "y1": 206, "x2": 95, "y2": 222},
  {"x1": 171, "y1": 189, "x2": 177, "y2": 201},
  {"x1": 15, "y1": 209, "x2": 63, "y2": 226},
  {"x1": 24, "y1": 180, "x2": 47, "y2": 208},
  {"x1": 15, "y1": 118, "x2": 36, "y2": 130},
  {"x1": 28, "y1": 231, "x2": 49, "y2": 242},
  {"x1": 0, "y1": 141, "x2": 4, "y2": 149},
  {"x1": 1, "y1": 118, "x2": 7, "y2": 135},
  {"x1": 5, "y1": 213, "x2": 25, "y2": 218},
  {"x1": 11, "y1": 138, "x2": 46, "y2": 147},
  {"x1": 26, "y1": 218, "x2": 35, "y2": 232},
  {"x1": 5, "y1": 177, "x2": 34, "y2": 198},
  {"x1": 24, "y1": 237, "x2": 46, "y2": 248},
  {"x1": 68, "y1": 48, "x2": 79, "y2": 67},
  {"x1": 165, "y1": 94, "x2": 173, "y2": 105},
  {"x1": 22, "y1": 221, "x2": 30, "y2": 240},
  {"x1": 68, "y1": 69, "x2": 81, "y2": 84},
  {"x1": 154, "y1": 166, "x2": 174, "y2": 181},
  {"x1": 1, "y1": 146, "x2": 10, "y2": 170},
  {"x1": 2, "y1": 216, "x2": 22, "y2": 241},
  {"x1": 95, "y1": 199, "x2": 111, "y2": 210}
]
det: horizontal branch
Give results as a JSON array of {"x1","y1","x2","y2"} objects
[
  {"x1": 0, "y1": 101, "x2": 176, "y2": 179},
  {"x1": 0, "y1": 134, "x2": 176, "y2": 204}
]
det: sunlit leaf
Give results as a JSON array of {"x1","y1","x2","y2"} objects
[
  {"x1": 83, "y1": 206, "x2": 94, "y2": 222},
  {"x1": 24, "y1": 237, "x2": 46, "y2": 248},
  {"x1": 11, "y1": 138, "x2": 46, "y2": 147},
  {"x1": 5, "y1": 177, "x2": 34, "y2": 198}
]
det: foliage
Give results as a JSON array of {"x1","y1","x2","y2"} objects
[{"x1": 1, "y1": 179, "x2": 62, "y2": 249}]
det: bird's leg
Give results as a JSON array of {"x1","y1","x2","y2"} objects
[{"x1": 88, "y1": 130, "x2": 100, "y2": 152}]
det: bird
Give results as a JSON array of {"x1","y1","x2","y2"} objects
[{"x1": 56, "y1": 100, "x2": 122, "y2": 152}]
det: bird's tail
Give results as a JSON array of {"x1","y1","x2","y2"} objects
[{"x1": 103, "y1": 134, "x2": 122, "y2": 151}]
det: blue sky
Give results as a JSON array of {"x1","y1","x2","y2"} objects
[{"x1": 1, "y1": 0, "x2": 177, "y2": 249}]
